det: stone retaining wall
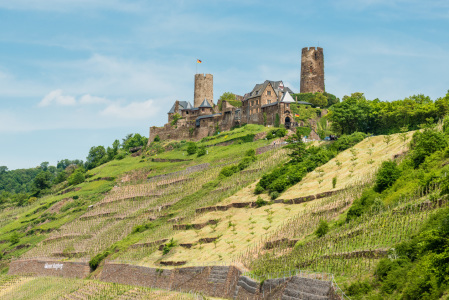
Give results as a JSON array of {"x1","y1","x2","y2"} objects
[
  {"x1": 100, "y1": 263, "x2": 240, "y2": 299},
  {"x1": 8, "y1": 259, "x2": 90, "y2": 278}
]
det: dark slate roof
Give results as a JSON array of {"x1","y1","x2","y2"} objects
[
  {"x1": 244, "y1": 80, "x2": 295, "y2": 100},
  {"x1": 168, "y1": 101, "x2": 191, "y2": 114},
  {"x1": 261, "y1": 102, "x2": 279, "y2": 108},
  {"x1": 196, "y1": 113, "x2": 222, "y2": 121},
  {"x1": 199, "y1": 99, "x2": 212, "y2": 108}
]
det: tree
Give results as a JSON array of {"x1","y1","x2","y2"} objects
[
  {"x1": 328, "y1": 93, "x2": 375, "y2": 134},
  {"x1": 68, "y1": 169, "x2": 85, "y2": 186},
  {"x1": 32, "y1": 171, "x2": 53, "y2": 196},
  {"x1": 0, "y1": 166, "x2": 7, "y2": 174},
  {"x1": 123, "y1": 134, "x2": 148, "y2": 151},
  {"x1": 311, "y1": 92, "x2": 328, "y2": 108},
  {"x1": 410, "y1": 128, "x2": 448, "y2": 168},
  {"x1": 40, "y1": 162, "x2": 49, "y2": 171},
  {"x1": 86, "y1": 146, "x2": 106, "y2": 170},
  {"x1": 286, "y1": 128, "x2": 307, "y2": 163},
  {"x1": 375, "y1": 161, "x2": 401, "y2": 193}
]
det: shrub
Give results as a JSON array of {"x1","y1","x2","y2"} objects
[
  {"x1": 270, "y1": 191, "x2": 280, "y2": 200},
  {"x1": 10, "y1": 232, "x2": 20, "y2": 245},
  {"x1": 197, "y1": 146, "x2": 207, "y2": 157},
  {"x1": 346, "y1": 189, "x2": 380, "y2": 222},
  {"x1": 346, "y1": 280, "x2": 372, "y2": 296},
  {"x1": 220, "y1": 165, "x2": 239, "y2": 177},
  {"x1": 238, "y1": 156, "x2": 256, "y2": 171},
  {"x1": 89, "y1": 250, "x2": 110, "y2": 270},
  {"x1": 162, "y1": 238, "x2": 176, "y2": 255},
  {"x1": 296, "y1": 126, "x2": 312, "y2": 138},
  {"x1": 68, "y1": 169, "x2": 85, "y2": 186},
  {"x1": 375, "y1": 160, "x2": 401, "y2": 193},
  {"x1": 254, "y1": 184, "x2": 264, "y2": 195},
  {"x1": 186, "y1": 142, "x2": 198, "y2": 155},
  {"x1": 116, "y1": 152, "x2": 126, "y2": 160},
  {"x1": 245, "y1": 149, "x2": 256, "y2": 157},
  {"x1": 266, "y1": 132, "x2": 274, "y2": 140},
  {"x1": 276, "y1": 128, "x2": 287, "y2": 138},
  {"x1": 315, "y1": 220, "x2": 329, "y2": 237},
  {"x1": 131, "y1": 222, "x2": 155, "y2": 234},
  {"x1": 153, "y1": 135, "x2": 160, "y2": 142},
  {"x1": 332, "y1": 176, "x2": 337, "y2": 189},
  {"x1": 241, "y1": 134, "x2": 255, "y2": 143},
  {"x1": 255, "y1": 196, "x2": 269, "y2": 207}
]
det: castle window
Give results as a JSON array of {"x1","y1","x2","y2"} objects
[{"x1": 267, "y1": 91, "x2": 271, "y2": 96}]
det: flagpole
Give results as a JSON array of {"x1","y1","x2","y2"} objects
[{"x1": 196, "y1": 60, "x2": 197, "y2": 74}]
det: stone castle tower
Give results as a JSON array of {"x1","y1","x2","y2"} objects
[
  {"x1": 194, "y1": 73, "x2": 213, "y2": 108},
  {"x1": 300, "y1": 47, "x2": 325, "y2": 94}
]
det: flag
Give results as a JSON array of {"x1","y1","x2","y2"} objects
[
  {"x1": 197, "y1": 59, "x2": 202, "y2": 63},
  {"x1": 295, "y1": 114, "x2": 300, "y2": 117}
]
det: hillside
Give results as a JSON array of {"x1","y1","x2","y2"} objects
[{"x1": 1, "y1": 122, "x2": 449, "y2": 299}]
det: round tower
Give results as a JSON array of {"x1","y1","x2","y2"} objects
[
  {"x1": 194, "y1": 73, "x2": 213, "y2": 108},
  {"x1": 300, "y1": 47, "x2": 325, "y2": 94}
]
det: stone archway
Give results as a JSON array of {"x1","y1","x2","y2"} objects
[{"x1": 285, "y1": 116, "x2": 291, "y2": 129}]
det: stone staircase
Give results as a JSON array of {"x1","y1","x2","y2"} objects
[{"x1": 281, "y1": 276, "x2": 332, "y2": 300}]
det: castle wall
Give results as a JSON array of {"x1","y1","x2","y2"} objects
[
  {"x1": 300, "y1": 47, "x2": 325, "y2": 93},
  {"x1": 194, "y1": 74, "x2": 214, "y2": 108},
  {"x1": 8, "y1": 259, "x2": 90, "y2": 278}
]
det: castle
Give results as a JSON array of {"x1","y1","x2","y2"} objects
[{"x1": 149, "y1": 47, "x2": 325, "y2": 142}]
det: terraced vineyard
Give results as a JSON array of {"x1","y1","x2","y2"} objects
[{"x1": 2, "y1": 124, "x2": 448, "y2": 299}]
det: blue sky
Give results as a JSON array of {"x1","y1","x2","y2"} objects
[{"x1": 0, "y1": 0, "x2": 448, "y2": 170}]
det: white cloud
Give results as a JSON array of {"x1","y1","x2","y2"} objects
[
  {"x1": 101, "y1": 100, "x2": 160, "y2": 119},
  {"x1": 39, "y1": 90, "x2": 77, "y2": 107},
  {"x1": 79, "y1": 94, "x2": 110, "y2": 105}
]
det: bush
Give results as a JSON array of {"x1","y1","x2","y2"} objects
[
  {"x1": 9, "y1": 232, "x2": 20, "y2": 245},
  {"x1": 375, "y1": 160, "x2": 401, "y2": 193},
  {"x1": 131, "y1": 222, "x2": 155, "y2": 234},
  {"x1": 197, "y1": 146, "x2": 207, "y2": 157},
  {"x1": 266, "y1": 132, "x2": 274, "y2": 140},
  {"x1": 89, "y1": 250, "x2": 110, "y2": 270},
  {"x1": 332, "y1": 176, "x2": 337, "y2": 189},
  {"x1": 410, "y1": 128, "x2": 447, "y2": 168},
  {"x1": 315, "y1": 220, "x2": 329, "y2": 238},
  {"x1": 255, "y1": 196, "x2": 269, "y2": 207},
  {"x1": 270, "y1": 191, "x2": 280, "y2": 200},
  {"x1": 276, "y1": 128, "x2": 287, "y2": 138},
  {"x1": 68, "y1": 169, "x2": 85, "y2": 186},
  {"x1": 254, "y1": 184, "x2": 264, "y2": 195},
  {"x1": 162, "y1": 238, "x2": 176, "y2": 255},
  {"x1": 245, "y1": 149, "x2": 256, "y2": 157},
  {"x1": 241, "y1": 134, "x2": 255, "y2": 143},
  {"x1": 238, "y1": 156, "x2": 256, "y2": 171},
  {"x1": 116, "y1": 152, "x2": 126, "y2": 160},
  {"x1": 346, "y1": 189, "x2": 380, "y2": 222},
  {"x1": 220, "y1": 165, "x2": 239, "y2": 177},
  {"x1": 346, "y1": 280, "x2": 372, "y2": 296},
  {"x1": 296, "y1": 126, "x2": 312, "y2": 138},
  {"x1": 186, "y1": 142, "x2": 198, "y2": 155},
  {"x1": 154, "y1": 135, "x2": 160, "y2": 142}
]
